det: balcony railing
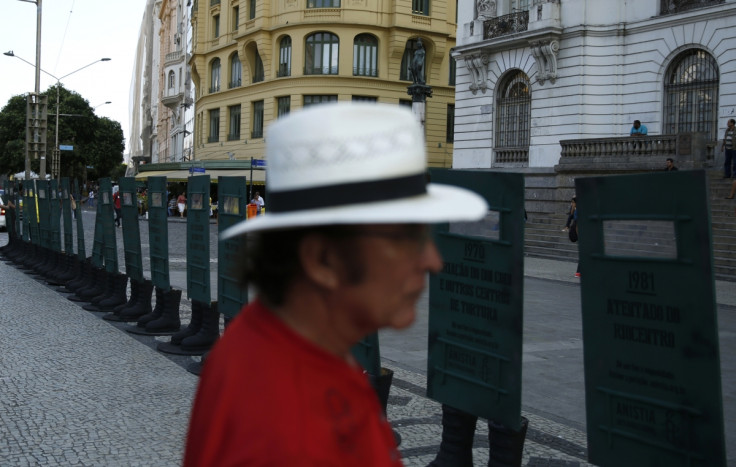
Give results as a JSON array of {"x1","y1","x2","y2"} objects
[
  {"x1": 276, "y1": 64, "x2": 291, "y2": 77},
  {"x1": 251, "y1": 130, "x2": 263, "y2": 139},
  {"x1": 207, "y1": 135, "x2": 219, "y2": 143},
  {"x1": 227, "y1": 133, "x2": 240, "y2": 141},
  {"x1": 559, "y1": 135, "x2": 678, "y2": 158},
  {"x1": 494, "y1": 147, "x2": 529, "y2": 164},
  {"x1": 660, "y1": 0, "x2": 723, "y2": 15},
  {"x1": 353, "y1": 67, "x2": 378, "y2": 77},
  {"x1": 165, "y1": 50, "x2": 183, "y2": 63},
  {"x1": 228, "y1": 79, "x2": 241, "y2": 89},
  {"x1": 484, "y1": 10, "x2": 529, "y2": 40},
  {"x1": 304, "y1": 66, "x2": 339, "y2": 75},
  {"x1": 253, "y1": 73, "x2": 264, "y2": 83},
  {"x1": 209, "y1": 84, "x2": 220, "y2": 93}
]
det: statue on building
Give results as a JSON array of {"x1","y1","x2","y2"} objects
[
  {"x1": 409, "y1": 39, "x2": 426, "y2": 85},
  {"x1": 477, "y1": 0, "x2": 497, "y2": 20}
]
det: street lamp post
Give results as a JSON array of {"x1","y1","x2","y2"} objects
[
  {"x1": 16, "y1": 0, "x2": 42, "y2": 181},
  {"x1": 3, "y1": 52, "x2": 111, "y2": 180}
]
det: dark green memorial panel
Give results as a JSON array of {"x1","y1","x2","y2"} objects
[
  {"x1": 90, "y1": 190, "x2": 105, "y2": 269},
  {"x1": 187, "y1": 175, "x2": 212, "y2": 303},
  {"x1": 576, "y1": 171, "x2": 725, "y2": 467},
  {"x1": 60, "y1": 178, "x2": 73, "y2": 254},
  {"x1": 36, "y1": 180, "x2": 51, "y2": 249},
  {"x1": 217, "y1": 176, "x2": 248, "y2": 318},
  {"x1": 48, "y1": 179, "x2": 61, "y2": 252},
  {"x1": 13, "y1": 181, "x2": 22, "y2": 240},
  {"x1": 119, "y1": 177, "x2": 145, "y2": 282},
  {"x1": 427, "y1": 170, "x2": 524, "y2": 431},
  {"x1": 148, "y1": 177, "x2": 170, "y2": 291},
  {"x1": 98, "y1": 178, "x2": 118, "y2": 273},
  {"x1": 73, "y1": 179, "x2": 86, "y2": 260}
]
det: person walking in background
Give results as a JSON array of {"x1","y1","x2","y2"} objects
[
  {"x1": 723, "y1": 118, "x2": 736, "y2": 179},
  {"x1": 665, "y1": 158, "x2": 678, "y2": 171},
  {"x1": 630, "y1": 120, "x2": 648, "y2": 136},
  {"x1": 113, "y1": 189, "x2": 122, "y2": 227},
  {"x1": 87, "y1": 189, "x2": 95, "y2": 209},
  {"x1": 183, "y1": 103, "x2": 487, "y2": 467},
  {"x1": 177, "y1": 192, "x2": 187, "y2": 218},
  {"x1": 562, "y1": 196, "x2": 576, "y2": 232}
]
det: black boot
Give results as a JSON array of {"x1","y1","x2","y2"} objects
[
  {"x1": 103, "y1": 279, "x2": 138, "y2": 321},
  {"x1": 157, "y1": 300, "x2": 207, "y2": 354},
  {"x1": 87, "y1": 273, "x2": 128, "y2": 312},
  {"x1": 114, "y1": 279, "x2": 153, "y2": 322},
  {"x1": 135, "y1": 286, "x2": 166, "y2": 328},
  {"x1": 427, "y1": 404, "x2": 478, "y2": 467},
  {"x1": 181, "y1": 302, "x2": 220, "y2": 353},
  {"x1": 143, "y1": 288, "x2": 182, "y2": 334},
  {"x1": 487, "y1": 417, "x2": 528, "y2": 467}
]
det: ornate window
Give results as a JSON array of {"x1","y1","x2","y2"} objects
[
  {"x1": 210, "y1": 58, "x2": 221, "y2": 93},
  {"x1": 496, "y1": 70, "x2": 531, "y2": 162},
  {"x1": 228, "y1": 105, "x2": 241, "y2": 140},
  {"x1": 229, "y1": 54, "x2": 242, "y2": 88},
  {"x1": 400, "y1": 39, "x2": 425, "y2": 82},
  {"x1": 664, "y1": 49, "x2": 719, "y2": 140},
  {"x1": 168, "y1": 70, "x2": 176, "y2": 89},
  {"x1": 252, "y1": 100, "x2": 264, "y2": 138},
  {"x1": 308, "y1": 0, "x2": 340, "y2": 7},
  {"x1": 353, "y1": 34, "x2": 378, "y2": 77},
  {"x1": 208, "y1": 109, "x2": 220, "y2": 143},
  {"x1": 278, "y1": 36, "x2": 292, "y2": 77},
  {"x1": 305, "y1": 32, "x2": 339, "y2": 75}
]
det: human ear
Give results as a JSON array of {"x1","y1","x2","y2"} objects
[{"x1": 298, "y1": 233, "x2": 340, "y2": 290}]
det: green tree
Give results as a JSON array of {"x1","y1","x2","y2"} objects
[
  {"x1": 0, "y1": 84, "x2": 125, "y2": 181},
  {"x1": 0, "y1": 95, "x2": 31, "y2": 176}
]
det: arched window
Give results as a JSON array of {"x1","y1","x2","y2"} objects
[
  {"x1": 229, "y1": 54, "x2": 242, "y2": 88},
  {"x1": 353, "y1": 34, "x2": 377, "y2": 77},
  {"x1": 400, "y1": 38, "x2": 424, "y2": 82},
  {"x1": 496, "y1": 70, "x2": 531, "y2": 163},
  {"x1": 664, "y1": 49, "x2": 719, "y2": 140},
  {"x1": 278, "y1": 36, "x2": 292, "y2": 77},
  {"x1": 305, "y1": 32, "x2": 339, "y2": 75},
  {"x1": 210, "y1": 58, "x2": 221, "y2": 93},
  {"x1": 168, "y1": 70, "x2": 176, "y2": 89},
  {"x1": 253, "y1": 50, "x2": 264, "y2": 83}
]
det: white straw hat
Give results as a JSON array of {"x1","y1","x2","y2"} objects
[{"x1": 221, "y1": 102, "x2": 487, "y2": 239}]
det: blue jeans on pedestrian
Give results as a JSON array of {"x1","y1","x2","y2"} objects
[{"x1": 725, "y1": 149, "x2": 736, "y2": 178}]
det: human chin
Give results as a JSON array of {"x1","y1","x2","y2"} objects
[{"x1": 387, "y1": 306, "x2": 417, "y2": 330}]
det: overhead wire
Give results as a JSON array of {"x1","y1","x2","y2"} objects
[{"x1": 53, "y1": 0, "x2": 76, "y2": 74}]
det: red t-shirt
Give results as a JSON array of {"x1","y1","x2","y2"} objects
[{"x1": 184, "y1": 300, "x2": 403, "y2": 467}]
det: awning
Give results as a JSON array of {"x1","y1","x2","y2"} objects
[{"x1": 135, "y1": 169, "x2": 266, "y2": 183}]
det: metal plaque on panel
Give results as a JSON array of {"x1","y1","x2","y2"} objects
[
  {"x1": 60, "y1": 178, "x2": 73, "y2": 254},
  {"x1": 48, "y1": 179, "x2": 62, "y2": 253},
  {"x1": 147, "y1": 177, "x2": 170, "y2": 291},
  {"x1": 576, "y1": 171, "x2": 725, "y2": 467},
  {"x1": 36, "y1": 180, "x2": 51, "y2": 249},
  {"x1": 73, "y1": 179, "x2": 86, "y2": 260},
  {"x1": 98, "y1": 178, "x2": 118, "y2": 273},
  {"x1": 186, "y1": 175, "x2": 211, "y2": 303},
  {"x1": 119, "y1": 177, "x2": 144, "y2": 283},
  {"x1": 217, "y1": 176, "x2": 248, "y2": 318},
  {"x1": 427, "y1": 170, "x2": 525, "y2": 431}
]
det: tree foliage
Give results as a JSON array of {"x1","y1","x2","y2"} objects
[{"x1": 0, "y1": 84, "x2": 125, "y2": 181}]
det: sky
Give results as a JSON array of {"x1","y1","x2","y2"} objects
[{"x1": 0, "y1": 0, "x2": 149, "y2": 157}]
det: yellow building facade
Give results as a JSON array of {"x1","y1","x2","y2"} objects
[{"x1": 189, "y1": 0, "x2": 458, "y2": 168}]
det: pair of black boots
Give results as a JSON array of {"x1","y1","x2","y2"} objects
[
  {"x1": 158, "y1": 301, "x2": 220, "y2": 355},
  {"x1": 428, "y1": 405, "x2": 529, "y2": 467}
]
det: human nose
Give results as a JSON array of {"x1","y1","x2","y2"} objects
[{"x1": 421, "y1": 238, "x2": 444, "y2": 274}]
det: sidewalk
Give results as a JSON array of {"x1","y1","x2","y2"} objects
[{"x1": 0, "y1": 241, "x2": 732, "y2": 465}]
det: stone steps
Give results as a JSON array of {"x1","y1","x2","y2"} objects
[{"x1": 522, "y1": 170, "x2": 736, "y2": 281}]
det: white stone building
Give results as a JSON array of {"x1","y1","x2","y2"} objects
[{"x1": 452, "y1": 0, "x2": 736, "y2": 169}]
